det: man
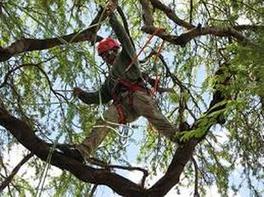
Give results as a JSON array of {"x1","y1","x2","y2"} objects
[{"x1": 58, "y1": 12, "x2": 177, "y2": 162}]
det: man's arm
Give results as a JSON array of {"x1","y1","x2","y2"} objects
[
  {"x1": 74, "y1": 81, "x2": 112, "y2": 105},
  {"x1": 108, "y1": 13, "x2": 136, "y2": 60}
]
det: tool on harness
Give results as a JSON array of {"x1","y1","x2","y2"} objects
[{"x1": 119, "y1": 124, "x2": 131, "y2": 145}]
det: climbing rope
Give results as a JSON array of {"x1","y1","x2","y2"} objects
[
  {"x1": 124, "y1": 28, "x2": 164, "y2": 74},
  {"x1": 35, "y1": 133, "x2": 62, "y2": 197}
]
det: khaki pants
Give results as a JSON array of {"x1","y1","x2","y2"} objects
[{"x1": 77, "y1": 91, "x2": 176, "y2": 159}]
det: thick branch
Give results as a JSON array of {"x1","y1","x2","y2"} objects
[
  {"x1": 148, "y1": 140, "x2": 197, "y2": 196},
  {"x1": 142, "y1": 25, "x2": 254, "y2": 47},
  {"x1": 0, "y1": 8, "x2": 104, "y2": 62},
  {"x1": 146, "y1": 65, "x2": 232, "y2": 196},
  {"x1": 0, "y1": 103, "x2": 144, "y2": 196},
  {"x1": 139, "y1": 0, "x2": 154, "y2": 26}
]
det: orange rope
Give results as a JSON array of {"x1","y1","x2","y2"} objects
[
  {"x1": 151, "y1": 39, "x2": 165, "y2": 95},
  {"x1": 124, "y1": 28, "x2": 163, "y2": 73}
]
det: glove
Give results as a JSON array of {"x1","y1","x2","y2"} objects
[{"x1": 73, "y1": 87, "x2": 83, "y2": 97}]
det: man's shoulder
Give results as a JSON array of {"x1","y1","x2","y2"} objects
[{"x1": 114, "y1": 50, "x2": 132, "y2": 65}]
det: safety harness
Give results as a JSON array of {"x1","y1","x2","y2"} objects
[
  {"x1": 112, "y1": 78, "x2": 155, "y2": 124},
  {"x1": 109, "y1": 28, "x2": 164, "y2": 124}
]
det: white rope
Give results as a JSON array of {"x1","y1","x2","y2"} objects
[
  {"x1": 35, "y1": 133, "x2": 62, "y2": 197},
  {"x1": 92, "y1": 124, "x2": 134, "y2": 138}
]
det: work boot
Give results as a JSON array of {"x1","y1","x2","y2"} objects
[{"x1": 56, "y1": 144, "x2": 85, "y2": 163}]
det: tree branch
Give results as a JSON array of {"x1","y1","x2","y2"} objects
[
  {"x1": 0, "y1": 102, "x2": 145, "y2": 196},
  {"x1": 149, "y1": 0, "x2": 195, "y2": 29},
  {"x1": 88, "y1": 157, "x2": 149, "y2": 187},
  {"x1": 189, "y1": 0, "x2": 193, "y2": 24},
  {"x1": 146, "y1": 65, "x2": 232, "y2": 196},
  {"x1": 140, "y1": 0, "x2": 258, "y2": 46},
  {"x1": 139, "y1": 0, "x2": 154, "y2": 27},
  {"x1": 192, "y1": 157, "x2": 200, "y2": 197},
  {"x1": 141, "y1": 25, "x2": 255, "y2": 47},
  {"x1": 233, "y1": 25, "x2": 264, "y2": 31},
  {"x1": 0, "y1": 8, "x2": 105, "y2": 62},
  {"x1": 0, "y1": 153, "x2": 33, "y2": 192}
]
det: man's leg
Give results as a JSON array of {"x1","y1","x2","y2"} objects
[
  {"x1": 76, "y1": 105, "x2": 119, "y2": 160},
  {"x1": 132, "y1": 91, "x2": 177, "y2": 141},
  {"x1": 77, "y1": 98, "x2": 138, "y2": 160}
]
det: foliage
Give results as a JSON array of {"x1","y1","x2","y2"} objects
[{"x1": 0, "y1": 0, "x2": 263, "y2": 196}]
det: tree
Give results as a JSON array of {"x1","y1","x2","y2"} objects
[{"x1": 0, "y1": 0, "x2": 263, "y2": 196}]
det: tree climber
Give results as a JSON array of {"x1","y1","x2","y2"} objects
[{"x1": 57, "y1": 12, "x2": 177, "y2": 163}]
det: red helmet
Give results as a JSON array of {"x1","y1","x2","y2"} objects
[{"x1": 97, "y1": 37, "x2": 120, "y2": 55}]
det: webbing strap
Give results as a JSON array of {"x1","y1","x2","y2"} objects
[
  {"x1": 118, "y1": 79, "x2": 146, "y2": 92},
  {"x1": 115, "y1": 103, "x2": 126, "y2": 124}
]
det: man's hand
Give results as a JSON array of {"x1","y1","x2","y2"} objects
[
  {"x1": 105, "y1": 0, "x2": 117, "y2": 16},
  {"x1": 73, "y1": 87, "x2": 83, "y2": 97}
]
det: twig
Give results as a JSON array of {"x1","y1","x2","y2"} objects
[
  {"x1": 150, "y1": 0, "x2": 195, "y2": 29},
  {"x1": 88, "y1": 157, "x2": 149, "y2": 187},
  {"x1": 0, "y1": 153, "x2": 34, "y2": 192},
  {"x1": 0, "y1": 8, "x2": 105, "y2": 62},
  {"x1": 0, "y1": 56, "x2": 55, "y2": 89},
  {"x1": 90, "y1": 184, "x2": 98, "y2": 196}
]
